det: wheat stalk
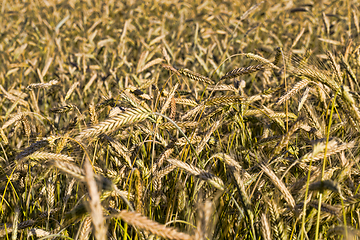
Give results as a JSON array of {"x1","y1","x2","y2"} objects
[
  {"x1": 121, "y1": 90, "x2": 152, "y2": 112},
  {"x1": 301, "y1": 140, "x2": 355, "y2": 163},
  {"x1": 154, "y1": 164, "x2": 177, "y2": 180},
  {"x1": 137, "y1": 124, "x2": 167, "y2": 146},
  {"x1": 151, "y1": 147, "x2": 174, "y2": 174},
  {"x1": 267, "y1": 198, "x2": 288, "y2": 239},
  {"x1": 162, "y1": 47, "x2": 171, "y2": 64},
  {"x1": 20, "y1": 116, "x2": 31, "y2": 138},
  {"x1": 46, "y1": 177, "x2": 55, "y2": 209},
  {"x1": 298, "y1": 86, "x2": 310, "y2": 112},
  {"x1": 175, "y1": 136, "x2": 202, "y2": 146},
  {"x1": 340, "y1": 53, "x2": 359, "y2": 87},
  {"x1": 326, "y1": 51, "x2": 342, "y2": 84},
  {"x1": 0, "y1": 129, "x2": 8, "y2": 144},
  {"x1": 245, "y1": 94, "x2": 272, "y2": 104},
  {"x1": 89, "y1": 103, "x2": 98, "y2": 124},
  {"x1": 291, "y1": 63, "x2": 339, "y2": 92},
  {"x1": 1, "y1": 113, "x2": 25, "y2": 130},
  {"x1": 65, "y1": 82, "x2": 79, "y2": 101},
  {"x1": 0, "y1": 84, "x2": 29, "y2": 108},
  {"x1": 273, "y1": 120, "x2": 303, "y2": 156}
]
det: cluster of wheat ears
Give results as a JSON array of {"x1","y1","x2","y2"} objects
[{"x1": 1, "y1": 0, "x2": 360, "y2": 239}]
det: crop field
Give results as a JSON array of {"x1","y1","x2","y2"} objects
[{"x1": 1, "y1": 0, "x2": 360, "y2": 239}]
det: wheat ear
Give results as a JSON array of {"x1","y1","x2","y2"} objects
[
  {"x1": 196, "y1": 120, "x2": 221, "y2": 154},
  {"x1": 261, "y1": 213, "x2": 272, "y2": 240},
  {"x1": 267, "y1": 198, "x2": 288, "y2": 239},
  {"x1": 101, "y1": 135, "x2": 132, "y2": 167},
  {"x1": 78, "y1": 216, "x2": 92, "y2": 240},
  {"x1": 159, "y1": 83, "x2": 179, "y2": 123},
  {"x1": 204, "y1": 96, "x2": 244, "y2": 106},
  {"x1": 259, "y1": 162, "x2": 295, "y2": 208},
  {"x1": 76, "y1": 107, "x2": 151, "y2": 140},
  {"x1": 26, "y1": 79, "x2": 59, "y2": 90},
  {"x1": 84, "y1": 157, "x2": 107, "y2": 240},
  {"x1": 167, "y1": 158, "x2": 224, "y2": 190},
  {"x1": 27, "y1": 151, "x2": 74, "y2": 162},
  {"x1": 160, "y1": 121, "x2": 198, "y2": 130},
  {"x1": 327, "y1": 225, "x2": 360, "y2": 238},
  {"x1": 28, "y1": 228, "x2": 51, "y2": 238},
  {"x1": 0, "y1": 220, "x2": 35, "y2": 237},
  {"x1": 220, "y1": 64, "x2": 265, "y2": 80},
  {"x1": 245, "y1": 53, "x2": 279, "y2": 69},
  {"x1": 50, "y1": 104, "x2": 76, "y2": 113},
  {"x1": 111, "y1": 210, "x2": 192, "y2": 240},
  {"x1": 276, "y1": 78, "x2": 311, "y2": 105},
  {"x1": 16, "y1": 139, "x2": 49, "y2": 160},
  {"x1": 178, "y1": 68, "x2": 214, "y2": 85},
  {"x1": 195, "y1": 200, "x2": 213, "y2": 240}
]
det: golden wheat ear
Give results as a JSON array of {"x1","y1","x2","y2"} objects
[
  {"x1": 245, "y1": 52, "x2": 280, "y2": 70},
  {"x1": 267, "y1": 197, "x2": 288, "y2": 239},
  {"x1": 327, "y1": 225, "x2": 360, "y2": 239},
  {"x1": 50, "y1": 104, "x2": 76, "y2": 113},
  {"x1": 276, "y1": 78, "x2": 311, "y2": 105},
  {"x1": 162, "y1": 63, "x2": 181, "y2": 76},
  {"x1": 220, "y1": 64, "x2": 265, "y2": 80},
  {"x1": 204, "y1": 96, "x2": 244, "y2": 106},
  {"x1": 259, "y1": 162, "x2": 295, "y2": 209},
  {"x1": 26, "y1": 79, "x2": 60, "y2": 90},
  {"x1": 83, "y1": 157, "x2": 107, "y2": 240},
  {"x1": 76, "y1": 107, "x2": 151, "y2": 140},
  {"x1": 178, "y1": 68, "x2": 215, "y2": 85},
  {"x1": 111, "y1": 210, "x2": 193, "y2": 240},
  {"x1": 166, "y1": 158, "x2": 224, "y2": 191}
]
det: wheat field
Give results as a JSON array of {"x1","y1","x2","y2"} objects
[{"x1": 1, "y1": 0, "x2": 360, "y2": 239}]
